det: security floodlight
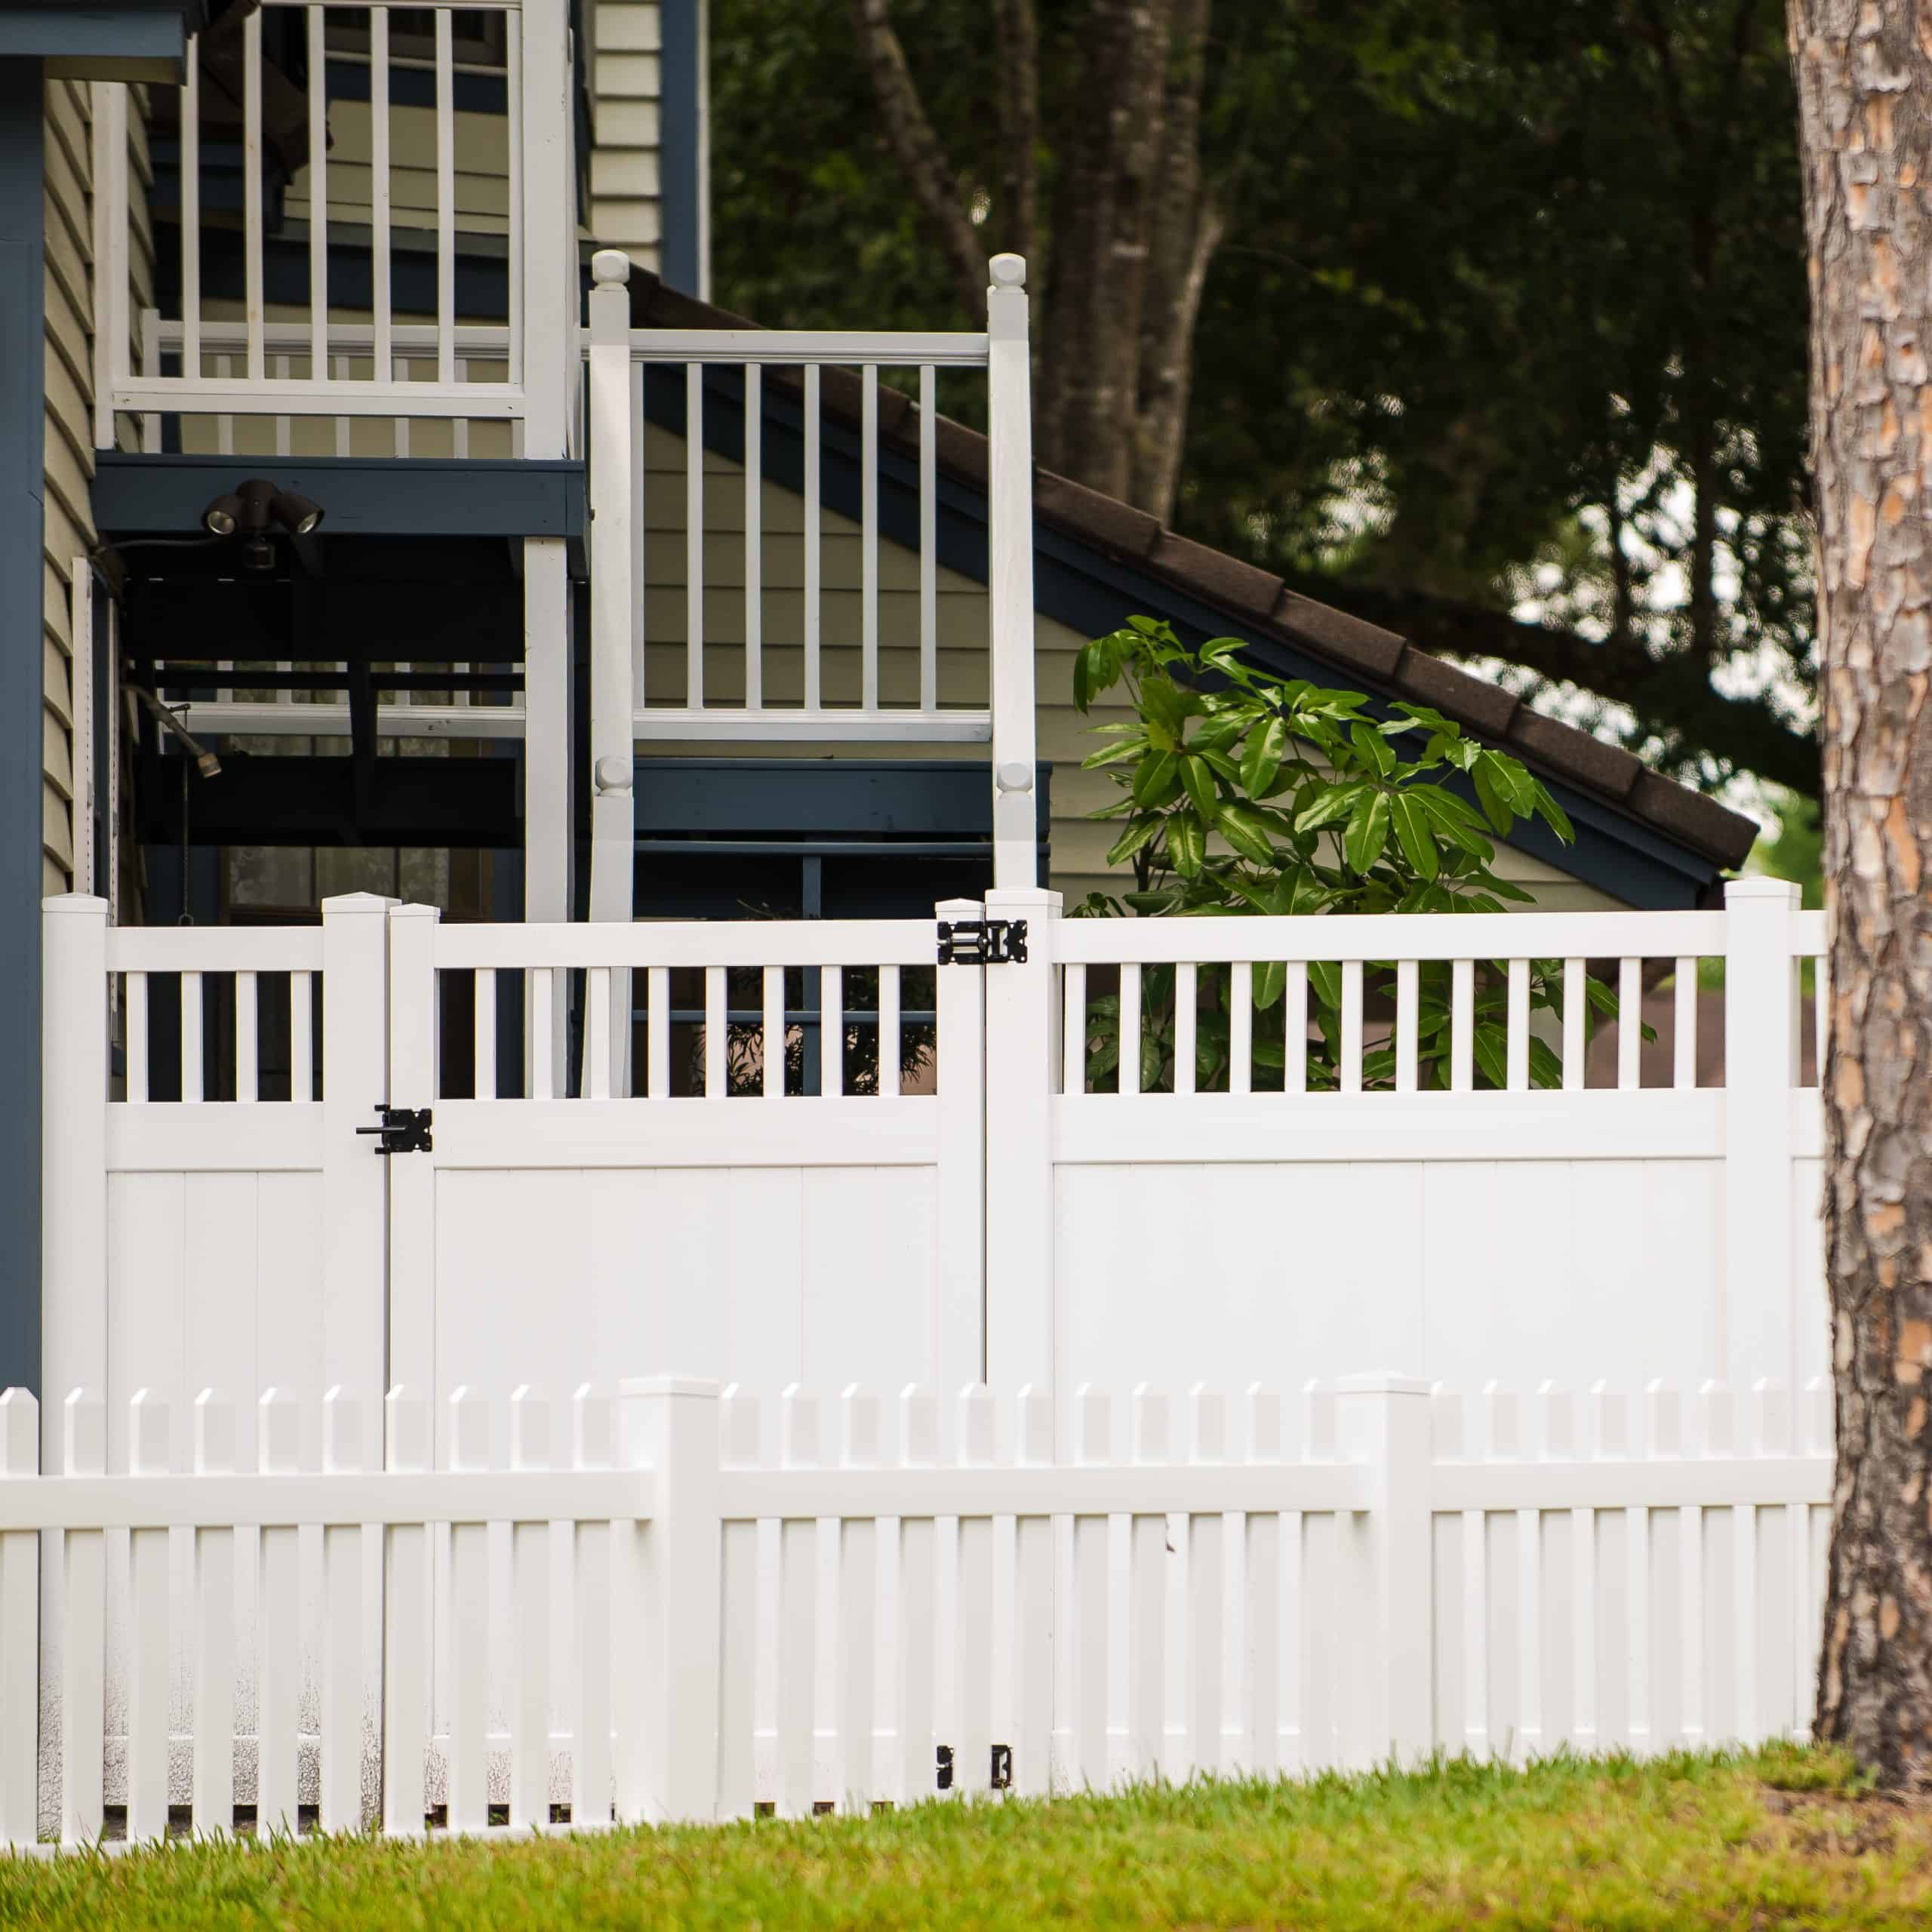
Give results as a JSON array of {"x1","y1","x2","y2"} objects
[
  {"x1": 202, "y1": 491, "x2": 242, "y2": 537},
  {"x1": 198, "y1": 478, "x2": 326, "y2": 549}
]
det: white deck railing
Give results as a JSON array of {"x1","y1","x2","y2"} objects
[{"x1": 92, "y1": 0, "x2": 576, "y2": 457}]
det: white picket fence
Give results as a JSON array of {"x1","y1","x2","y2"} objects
[{"x1": 0, "y1": 1369, "x2": 1830, "y2": 1850}]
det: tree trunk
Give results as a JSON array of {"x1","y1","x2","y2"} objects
[{"x1": 1791, "y1": 0, "x2": 1932, "y2": 1786}]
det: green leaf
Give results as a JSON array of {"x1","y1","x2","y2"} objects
[
  {"x1": 1105, "y1": 816, "x2": 1164, "y2": 866},
  {"x1": 1294, "y1": 786, "x2": 1361, "y2": 835},
  {"x1": 1389, "y1": 792, "x2": 1438, "y2": 880},
  {"x1": 1535, "y1": 790, "x2": 1577, "y2": 844},
  {"x1": 1349, "y1": 721, "x2": 1398, "y2": 777},
  {"x1": 1132, "y1": 751, "x2": 1182, "y2": 809},
  {"x1": 1180, "y1": 754, "x2": 1220, "y2": 823},
  {"x1": 1218, "y1": 804, "x2": 1276, "y2": 865},
  {"x1": 1254, "y1": 958, "x2": 1287, "y2": 1010},
  {"x1": 1240, "y1": 718, "x2": 1287, "y2": 797},
  {"x1": 1308, "y1": 958, "x2": 1343, "y2": 1012},
  {"x1": 1168, "y1": 811, "x2": 1207, "y2": 878},
  {"x1": 1472, "y1": 1024, "x2": 1509, "y2": 1091},
  {"x1": 1344, "y1": 791, "x2": 1392, "y2": 874},
  {"x1": 1472, "y1": 756, "x2": 1515, "y2": 833},
  {"x1": 1079, "y1": 735, "x2": 1149, "y2": 771}
]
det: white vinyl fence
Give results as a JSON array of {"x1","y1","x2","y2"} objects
[{"x1": 0, "y1": 1369, "x2": 1830, "y2": 1850}]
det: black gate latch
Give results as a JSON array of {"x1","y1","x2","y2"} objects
[
  {"x1": 937, "y1": 918, "x2": 1029, "y2": 966},
  {"x1": 358, "y1": 1105, "x2": 433, "y2": 1155}
]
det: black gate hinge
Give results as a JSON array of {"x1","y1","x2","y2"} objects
[
  {"x1": 357, "y1": 1105, "x2": 433, "y2": 1155},
  {"x1": 937, "y1": 918, "x2": 1028, "y2": 966}
]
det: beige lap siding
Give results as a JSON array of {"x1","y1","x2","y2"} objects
[
  {"x1": 589, "y1": 1, "x2": 663, "y2": 270},
  {"x1": 631, "y1": 429, "x2": 1624, "y2": 911}
]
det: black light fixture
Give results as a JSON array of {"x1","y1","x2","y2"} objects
[{"x1": 199, "y1": 478, "x2": 325, "y2": 566}]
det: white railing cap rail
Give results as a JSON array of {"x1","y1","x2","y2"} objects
[{"x1": 615, "y1": 328, "x2": 992, "y2": 368}]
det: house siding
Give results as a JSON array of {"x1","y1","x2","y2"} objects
[{"x1": 589, "y1": 2, "x2": 664, "y2": 271}]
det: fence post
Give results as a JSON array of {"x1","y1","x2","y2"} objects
[
  {"x1": 983, "y1": 888, "x2": 1061, "y2": 1405},
  {"x1": 935, "y1": 898, "x2": 986, "y2": 1389},
  {"x1": 1723, "y1": 878, "x2": 1801, "y2": 1404},
  {"x1": 620, "y1": 1375, "x2": 722, "y2": 1823},
  {"x1": 42, "y1": 897, "x2": 108, "y2": 1421},
  {"x1": 1337, "y1": 1373, "x2": 1432, "y2": 1767},
  {"x1": 320, "y1": 894, "x2": 393, "y2": 1414},
  {"x1": 986, "y1": 254, "x2": 1038, "y2": 891}
]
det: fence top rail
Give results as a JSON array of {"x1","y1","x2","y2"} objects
[
  {"x1": 1056, "y1": 908, "x2": 1741, "y2": 965},
  {"x1": 146, "y1": 317, "x2": 515, "y2": 355},
  {"x1": 622, "y1": 328, "x2": 992, "y2": 369},
  {"x1": 432, "y1": 917, "x2": 941, "y2": 971},
  {"x1": 106, "y1": 925, "x2": 325, "y2": 975}
]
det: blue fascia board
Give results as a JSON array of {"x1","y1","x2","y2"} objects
[
  {"x1": 94, "y1": 451, "x2": 587, "y2": 543},
  {"x1": 2, "y1": 5, "x2": 188, "y2": 80},
  {"x1": 659, "y1": 0, "x2": 703, "y2": 294}
]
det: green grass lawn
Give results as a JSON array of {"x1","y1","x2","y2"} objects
[{"x1": 3, "y1": 1745, "x2": 1924, "y2": 1930}]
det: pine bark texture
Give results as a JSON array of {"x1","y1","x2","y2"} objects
[{"x1": 1791, "y1": 0, "x2": 1932, "y2": 1784}]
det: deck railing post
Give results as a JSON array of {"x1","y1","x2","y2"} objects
[
  {"x1": 620, "y1": 1375, "x2": 723, "y2": 1823},
  {"x1": 986, "y1": 254, "x2": 1038, "y2": 890},
  {"x1": 519, "y1": 0, "x2": 572, "y2": 458},
  {"x1": 1724, "y1": 877, "x2": 1803, "y2": 1409},
  {"x1": 1337, "y1": 1373, "x2": 1432, "y2": 1767}
]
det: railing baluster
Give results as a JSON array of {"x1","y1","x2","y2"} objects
[
  {"x1": 182, "y1": 970, "x2": 203, "y2": 1102},
  {"x1": 1174, "y1": 960, "x2": 1197, "y2": 1097},
  {"x1": 1507, "y1": 958, "x2": 1530, "y2": 1091},
  {"x1": 743, "y1": 362, "x2": 762, "y2": 710},
  {"x1": 182, "y1": 33, "x2": 201, "y2": 384},
  {"x1": 861, "y1": 364, "x2": 878, "y2": 711},
  {"x1": 1063, "y1": 961, "x2": 1086, "y2": 1095},
  {"x1": 1451, "y1": 957, "x2": 1475, "y2": 1092},
  {"x1": 371, "y1": 6, "x2": 392, "y2": 385},
  {"x1": 687, "y1": 363, "x2": 704, "y2": 708},
  {"x1": 1619, "y1": 957, "x2": 1642, "y2": 1090},
  {"x1": 1562, "y1": 957, "x2": 1586, "y2": 1091},
  {"x1": 1395, "y1": 958, "x2": 1418, "y2": 1094},
  {"x1": 763, "y1": 964, "x2": 784, "y2": 1098},
  {"x1": 919, "y1": 362, "x2": 937, "y2": 712},
  {"x1": 804, "y1": 365, "x2": 821, "y2": 710},
  {"x1": 242, "y1": 7, "x2": 265, "y2": 383},
  {"x1": 1120, "y1": 961, "x2": 1143, "y2": 1097},
  {"x1": 292, "y1": 969, "x2": 313, "y2": 1101},
  {"x1": 125, "y1": 970, "x2": 148, "y2": 1102},
  {"x1": 435, "y1": 8, "x2": 456, "y2": 386},
  {"x1": 236, "y1": 969, "x2": 257, "y2": 1102},
  {"x1": 1229, "y1": 961, "x2": 1252, "y2": 1096},
  {"x1": 588, "y1": 965, "x2": 612, "y2": 1099},
  {"x1": 647, "y1": 964, "x2": 669, "y2": 1098},
  {"x1": 704, "y1": 964, "x2": 727, "y2": 1096},
  {"x1": 1675, "y1": 956, "x2": 1698, "y2": 1089},
  {"x1": 1284, "y1": 960, "x2": 1307, "y2": 1095},
  {"x1": 1340, "y1": 958, "x2": 1364, "y2": 1095},
  {"x1": 531, "y1": 966, "x2": 555, "y2": 1099},
  {"x1": 306, "y1": 4, "x2": 327, "y2": 386},
  {"x1": 474, "y1": 968, "x2": 497, "y2": 1101},
  {"x1": 821, "y1": 964, "x2": 842, "y2": 1097},
  {"x1": 878, "y1": 963, "x2": 901, "y2": 1097}
]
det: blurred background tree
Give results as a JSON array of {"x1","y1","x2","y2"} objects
[{"x1": 711, "y1": 0, "x2": 1814, "y2": 804}]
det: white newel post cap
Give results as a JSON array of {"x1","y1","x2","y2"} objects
[
  {"x1": 989, "y1": 254, "x2": 1026, "y2": 288},
  {"x1": 592, "y1": 248, "x2": 632, "y2": 286},
  {"x1": 1723, "y1": 876, "x2": 1801, "y2": 904}
]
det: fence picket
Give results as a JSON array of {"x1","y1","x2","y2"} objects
[
  {"x1": 61, "y1": 1389, "x2": 106, "y2": 1845},
  {"x1": 717, "y1": 1389, "x2": 761, "y2": 1820},
  {"x1": 838, "y1": 1385, "x2": 880, "y2": 1813},
  {"x1": 0, "y1": 1391, "x2": 38, "y2": 1849},
  {"x1": 778, "y1": 1387, "x2": 819, "y2": 1819},
  {"x1": 573, "y1": 1386, "x2": 614, "y2": 1829},
  {"x1": 510, "y1": 1388, "x2": 552, "y2": 1830},
  {"x1": 127, "y1": 1389, "x2": 171, "y2": 1842},
  {"x1": 1242, "y1": 1386, "x2": 1282, "y2": 1777},
  {"x1": 1128, "y1": 1386, "x2": 1169, "y2": 1782},
  {"x1": 257, "y1": 1389, "x2": 302, "y2": 1835},
  {"x1": 1014, "y1": 1388, "x2": 1054, "y2": 1797},
  {"x1": 955, "y1": 1386, "x2": 996, "y2": 1799},
  {"x1": 1187, "y1": 1386, "x2": 1226, "y2": 1780},
  {"x1": 1072, "y1": 1386, "x2": 1111, "y2": 1791},
  {"x1": 320, "y1": 1389, "x2": 364, "y2": 1834},
  {"x1": 897, "y1": 1385, "x2": 939, "y2": 1808},
  {"x1": 448, "y1": 1388, "x2": 491, "y2": 1833},
  {"x1": 383, "y1": 1389, "x2": 429, "y2": 1836}
]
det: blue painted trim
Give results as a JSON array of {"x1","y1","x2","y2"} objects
[
  {"x1": 0, "y1": 8, "x2": 183, "y2": 76},
  {"x1": 659, "y1": 0, "x2": 703, "y2": 294},
  {"x1": 641, "y1": 368, "x2": 1721, "y2": 911},
  {"x1": 94, "y1": 452, "x2": 587, "y2": 542},
  {"x1": 0, "y1": 56, "x2": 45, "y2": 1394}
]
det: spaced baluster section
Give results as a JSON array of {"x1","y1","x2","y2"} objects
[
  {"x1": 821, "y1": 964, "x2": 843, "y2": 1097},
  {"x1": 258, "y1": 1388, "x2": 302, "y2": 1834},
  {"x1": 573, "y1": 1386, "x2": 614, "y2": 1828},
  {"x1": 242, "y1": 8, "x2": 265, "y2": 383},
  {"x1": 1284, "y1": 961, "x2": 1307, "y2": 1095},
  {"x1": 0, "y1": 1390, "x2": 38, "y2": 1850},
  {"x1": 383, "y1": 1387, "x2": 429, "y2": 1836},
  {"x1": 804, "y1": 365, "x2": 822, "y2": 710},
  {"x1": 473, "y1": 969, "x2": 497, "y2": 1101},
  {"x1": 1229, "y1": 961, "x2": 1253, "y2": 1096},
  {"x1": 955, "y1": 1386, "x2": 995, "y2": 1798},
  {"x1": 236, "y1": 970, "x2": 258, "y2": 1101},
  {"x1": 1128, "y1": 1385, "x2": 1168, "y2": 1781},
  {"x1": 717, "y1": 1388, "x2": 761, "y2": 1820},
  {"x1": 878, "y1": 965, "x2": 902, "y2": 1097},
  {"x1": 435, "y1": 11, "x2": 456, "y2": 385},
  {"x1": 191, "y1": 1392, "x2": 236, "y2": 1836},
  {"x1": 1072, "y1": 1386, "x2": 1111, "y2": 1791},
  {"x1": 897, "y1": 1384, "x2": 939, "y2": 1806},
  {"x1": 1395, "y1": 959, "x2": 1418, "y2": 1093},
  {"x1": 183, "y1": 970, "x2": 204, "y2": 1100},
  {"x1": 306, "y1": 5, "x2": 327, "y2": 382},
  {"x1": 838, "y1": 1385, "x2": 880, "y2": 1813},
  {"x1": 1562, "y1": 958, "x2": 1585, "y2": 1091},
  {"x1": 777, "y1": 1386, "x2": 819, "y2": 1818},
  {"x1": 1243, "y1": 1386, "x2": 1282, "y2": 1775},
  {"x1": 510, "y1": 1386, "x2": 552, "y2": 1831},
  {"x1": 587, "y1": 967, "x2": 611, "y2": 1100},
  {"x1": 126, "y1": 1389, "x2": 171, "y2": 1843},
  {"x1": 320, "y1": 1389, "x2": 363, "y2": 1833},
  {"x1": 1675, "y1": 958, "x2": 1698, "y2": 1088},
  {"x1": 1340, "y1": 959, "x2": 1364, "y2": 1094},
  {"x1": 744, "y1": 364, "x2": 761, "y2": 710},
  {"x1": 1118, "y1": 962, "x2": 1142, "y2": 1096},
  {"x1": 1451, "y1": 958, "x2": 1474, "y2": 1092},
  {"x1": 1063, "y1": 961, "x2": 1087, "y2": 1095},
  {"x1": 531, "y1": 968, "x2": 555, "y2": 1100},
  {"x1": 1187, "y1": 1386, "x2": 1226, "y2": 1780},
  {"x1": 447, "y1": 1387, "x2": 491, "y2": 1833},
  {"x1": 182, "y1": 34, "x2": 201, "y2": 382},
  {"x1": 371, "y1": 7, "x2": 392, "y2": 384},
  {"x1": 1013, "y1": 1388, "x2": 1054, "y2": 1797},
  {"x1": 686, "y1": 365, "x2": 704, "y2": 709},
  {"x1": 1174, "y1": 961, "x2": 1197, "y2": 1096},
  {"x1": 648, "y1": 966, "x2": 671, "y2": 1100},
  {"x1": 861, "y1": 365, "x2": 880, "y2": 712},
  {"x1": 1618, "y1": 958, "x2": 1642, "y2": 1089},
  {"x1": 1591, "y1": 1383, "x2": 1631, "y2": 1750},
  {"x1": 1506, "y1": 960, "x2": 1530, "y2": 1091},
  {"x1": 126, "y1": 971, "x2": 149, "y2": 1101},
  {"x1": 763, "y1": 966, "x2": 784, "y2": 1099},
  {"x1": 919, "y1": 364, "x2": 937, "y2": 711},
  {"x1": 1298, "y1": 1385, "x2": 1339, "y2": 1771},
  {"x1": 61, "y1": 1389, "x2": 106, "y2": 1846},
  {"x1": 704, "y1": 966, "x2": 726, "y2": 1097}
]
